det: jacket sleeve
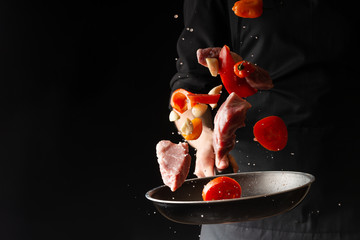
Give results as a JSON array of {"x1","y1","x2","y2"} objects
[{"x1": 169, "y1": 0, "x2": 233, "y2": 98}]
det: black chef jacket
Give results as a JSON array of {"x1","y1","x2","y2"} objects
[{"x1": 170, "y1": 0, "x2": 360, "y2": 239}]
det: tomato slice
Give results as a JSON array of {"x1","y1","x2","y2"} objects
[
  {"x1": 202, "y1": 176, "x2": 242, "y2": 201},
  {"x1": 253, "y1": 116, "x2": 288, "y2": 151}
]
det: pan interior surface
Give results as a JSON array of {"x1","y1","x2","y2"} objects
[
  {"x1": 147, "y1": 171, "x2": 315, "y2": 203},
  {"x1": 145, "y1": 171, "x2": 315, "y2": 224}
]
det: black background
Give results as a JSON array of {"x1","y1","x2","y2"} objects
[{"x1": 0, "y1": 0, "x2": 200, "y2": 239}]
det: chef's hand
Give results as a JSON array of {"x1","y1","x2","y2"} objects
[
  {"x1": 193, "y1": 139, "x2": 215, "y2": 177},
  {"x1": 194, "y1": 144, "x2": 233, "y2": 177},
  {"x1": 175, "y1": 108, "x2": 230, "y2": 177}
]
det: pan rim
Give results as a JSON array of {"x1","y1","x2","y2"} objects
[{"x1": 145, "y1": 171, "x2": 315, "y2": 205}]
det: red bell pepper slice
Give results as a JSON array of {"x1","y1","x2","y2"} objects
[
  {"x1": 187, "y1": 93, "x2": 220, "y2": 105},
  {"x1": 170, "y1": 89, "x2": 220, "y2": 114},
  {"x1": 232, "y1": 0, "x2": 263, "y2": 19},
  {"x1": 170, "y1": 89, "x2": 192, "y2": 114},
  {"x1": 218, "y1": 45, "x2": 257, "y2": 98}
]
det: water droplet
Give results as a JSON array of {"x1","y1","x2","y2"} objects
[
  {"x1": 174, "y1": 14, "x2": 179, "y2": 19},
  {"x1": 338, "y1": 202, "x2": 342, "y2": 207},
  {"x1": 242, "y1": 25, "x2": 246, "y2": 29},
  {"x1": 200, "y1": 214, "x2": 204, "y2": 218}
]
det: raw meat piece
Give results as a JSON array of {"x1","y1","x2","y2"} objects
[
  {"x1": 196, "y1": 47, "x2": 221, "y2": 66},
  {"x1": 213, "y1": 93, "x2": 251, "y2": 164},
  {"x1": 156, "y1": 140, "x2": 191, "y2": 192},
  {"x1": 245, "y1": 66, "x2": 274, "y2": 90}
]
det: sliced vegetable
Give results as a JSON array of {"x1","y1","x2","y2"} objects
[
  {"x1": 218, "y1": 45, "x2": 257, "y2": 98},
  {"x1": 253, "y1": 116, "x2": 288, "y2": 151},
  {"x1": 169, "y1": 110, "x2": 180, "y2": 122},
  {"x1": 232, "y1": 0, "x2": 263, "y2": 19},
  {"x1": 202, "y1": 176, "x2": 242, "y2": 201},
  {"x1": 170, "y1": 89, "x2": 220, "y2": 114},
  {"x1": 187, "y1": 93, "x2": 220, "y2": 105},
  {"x1": 208, "y1": 85, "x2": 222, "y2": 95},
  {"x1": 234, "y1": 60, "x2": 255, "y2": 78},
  {"x1": 181, "y1": 118, "x2": 193, "y2": 136},
  {"x1": 205, "y1": 58, "x2": 219, "y2": 77},
  {"x1": 170, "y1": 89, "x2": 192, "y2": 114},
  {"x1": 192, "y1": 103, "x2": 208, "y2": 118},
  {"x1": 183, "y1": 118, "x2": 203, "y2": 141},
  {"x1": 208, "y1": 85, "x2": 223, "y2": 109}
]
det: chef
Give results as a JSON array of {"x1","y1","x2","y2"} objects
[{"x1": 170, "y1": 0, "x2": 360, "y2": 239}]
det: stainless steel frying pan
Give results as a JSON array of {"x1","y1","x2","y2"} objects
[{"x1": 145, "y1": 171, "x2": 315, "y2": 225}]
